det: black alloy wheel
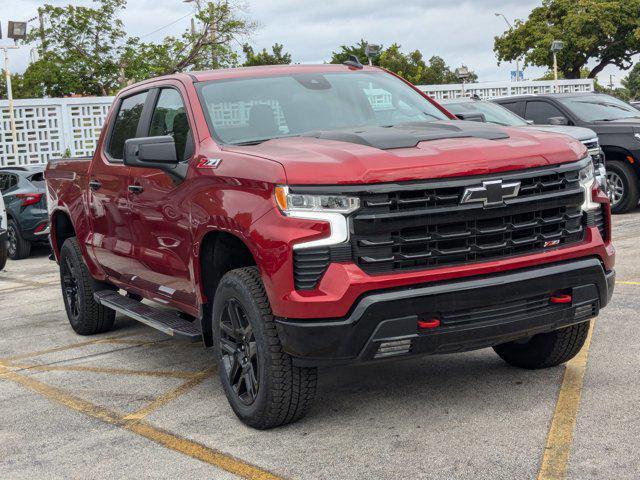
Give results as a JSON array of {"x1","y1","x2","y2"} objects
[
  {"x1": 219, "y1": 298, "x2": 260, "y2": 405},
  {"x1": 61, "y1": 255, "x2": 81, "y2": 321}
]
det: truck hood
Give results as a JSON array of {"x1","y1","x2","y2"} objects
[
  {"x1": 224, "y1": 122, "x2": 587, "y2": 185},
  {"x1": 524, "y1": 125, "x2": 597, "y2": 142},
  {"x1": 591, "y1": 117, "x2": 640, "y2": 134}
]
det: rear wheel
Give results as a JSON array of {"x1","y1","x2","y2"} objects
[
  {"x1": 59, "y1": 237, "x2": 115, "y2": 335},
  {"x1": 7, "y1": 219, "x2": 31, "y2": 260},
  {"x1": 212, "y1": 267, "x2": 317, "y2": 429},
  {"x1": 606, "y1": 160, "x2": 639, "y2": 214},
  {"x1": 493, "y1": 321, "x2": 590, "y2": 369}
]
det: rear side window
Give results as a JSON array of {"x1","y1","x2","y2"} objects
[
  {"x1": 0, "y1": 174, "x2": 18, "y2": 192},
  {"x1": 107, "y1": 91, "x2": 148, "y2": 160},
  {"x1": 525, "y1": 101, "x2": 565, "y2": 124},
  {"x1": 148, "y1": 89, "x2": 193, "y2": 161}
]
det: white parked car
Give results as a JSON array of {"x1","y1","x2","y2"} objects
[{"x1": 0, "y1": 193, "x2": 7, "y2": 270}]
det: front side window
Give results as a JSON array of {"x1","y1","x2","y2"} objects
[
  {"x1": 198, "y1": 71, "x2": 449, "y2": 145},
  {"x1": 107, "y1": 91, "x2": 148, "y2": 159},
  {"x1": 525, "y1": 101, "x2": 565, "y2": 124},
  {"x1": 558, "y1": 94, "x2": 640, "y2": 122},
  {"x1": 148, "y1": 89, "x2": 193, "y2": 161}
]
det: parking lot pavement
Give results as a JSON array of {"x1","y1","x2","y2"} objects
[{"x1": 1, "y1": 215, "x2": 639, "y2": 480}]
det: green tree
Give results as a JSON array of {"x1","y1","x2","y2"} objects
[
  {"x1": 622, "y1": 63, "x2": 640, "y2": 100},
  {"x1": 494, "y1": 0, "x2": 640, "y2": 79},
  {"x1": 24, "y1": 0, "x2": 256, "y2": 96},
  {"x1": 242, "y1": 43, "x2": 291, "y2": 66},
  {"x1": 330, "y1": 39, "x2": 377, "y2": 66},
  {"x1": 330, "y1": 41, "x2": 477, "y2": 84}
]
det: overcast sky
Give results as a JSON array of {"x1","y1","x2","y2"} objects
[{"x1": 0, "y1": 0, "x2": 632, "y2": 87}]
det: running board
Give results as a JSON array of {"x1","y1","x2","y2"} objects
[{"x1": 94, "y1": 290, "x2": 201, "y2": 342}]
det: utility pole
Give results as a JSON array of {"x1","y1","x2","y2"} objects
[
  {"x1": 209, "y1": 1, "x2": 216, "y2": 69},
  {"x1": 608, "y1": 75, "x2": 615, "y2": 90},
  {"x1": 495, "y1": 13, "x2": 520, "y2": 82},
  {"x1": 1, "y1": 46, "x2": 20, "y2": 163}
]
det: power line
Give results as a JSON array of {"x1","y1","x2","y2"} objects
[{"x1": 138, "y1": 12, "x2": 193, "y2": 40}]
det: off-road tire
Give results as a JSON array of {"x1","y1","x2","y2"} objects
[
  {"x1": 7, "y1": 219, "x2": 31, "y2": 260},
  {"x1": 59, "y1": 237, "x2": 115, "y2": 335},
  {"x1": 493, "y1": 321, "x2": 590, "y2": 369},
  {"x1": 212, "y1": 266, "x2": 317, "y2": 429},
  {"x1": 0, "y1": 234, "x2": 7, "y2": 270},
  {"x1": 607, "y1": 160, "x2": 639, "y2": 214}
]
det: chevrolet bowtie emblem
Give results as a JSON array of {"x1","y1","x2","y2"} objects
[{"x1": 460, "y1": 180, "x2": 521, "y2": 207}]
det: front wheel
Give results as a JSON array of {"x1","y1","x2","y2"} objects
[
  {"x1": 212, "y1": 267, "x2": 317, "y2": 429},
  {"x1": 606, "y1": 160, "x2": 639, "y2": 214},
  {"x1": 59, "y1": 237, "x2": 115, "y2": 335},
  {"x1": 493, "y1": 321, "x2": 590, "y2": 369}
]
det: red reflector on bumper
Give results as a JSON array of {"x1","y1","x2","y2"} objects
[
  {"x1": 418, "y1": 319, "x2": 441, "y2": 329},
  {"x1": 550, "y1": 294, "x2": 572, "y2": 304}
]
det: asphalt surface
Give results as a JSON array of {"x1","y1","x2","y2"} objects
[{"x1": 1, "y1": 213, "x2": 639, "y2": 480}]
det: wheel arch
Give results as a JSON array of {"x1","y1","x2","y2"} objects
[
  {"x1": 50, "y1": 209, "x2": 76, "y2": 261},
  {"x1": 197, "y1": 229, "x2": 259, "y2": 347}
]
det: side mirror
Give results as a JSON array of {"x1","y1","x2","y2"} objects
[
  {"x1": 548, "y1": 116, "x2": 569, "y2": 126},
  {"x1": 455, "y1": 112, "x2": 486, "y2": 123},
  {"x1": 124, "y1": 136, "x2": 178, "y2": 169}
]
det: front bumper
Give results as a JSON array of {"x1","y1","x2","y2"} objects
[{"x1": 276, "y1": 258, "x2": 614, "y2": 366}]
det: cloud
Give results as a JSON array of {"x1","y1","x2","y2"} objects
[{"x1": 0, "y1": 0, "x2": 632, "y2": 87}]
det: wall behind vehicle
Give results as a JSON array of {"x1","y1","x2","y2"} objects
[
  {"x1": 418, "y1": 79, "x2": 594, "y2": 100},
  {"x1": 0, "y1": 97, "x2": 114, "y2": 167}
]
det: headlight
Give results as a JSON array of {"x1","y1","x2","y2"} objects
[
  {"x1": 634, "y1": 132, "x2": 640, "y2": 142},
  {"x1": 274, "y1": 185, "x2": 360, "y2": 249},
  {"x1": 578, "y1": 161, "x2": 599, "y2": 212}
]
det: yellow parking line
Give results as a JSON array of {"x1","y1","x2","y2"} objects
[
  {"x1": 616, "y1": 280, "x2": 640, "y2": 285},
  {"x1": 0, "y1": 363, "x2": 282, "y2": 480},
  {"x1": 8, "y1": 363, "x2": 199, "y2": 379},
  {"x1": 123, "y1": 368, "x2": 216, "y2": 421},
  {"x1": 0, "y1": 335, "x2": 133, "y2": 363},
  {"x1": 537, "y1": 322, "x2": 594, "y2": 480}
]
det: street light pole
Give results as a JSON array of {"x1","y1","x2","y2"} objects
[
  {"x1": 495, "y1": 12, "x2": 520, "y2": 82},
  {"x1": 550, "y1": 40, "x2": 564, "y2": 94},
  {"x1": 1, "y1": 45, "x2": 20, "y2": 163}
]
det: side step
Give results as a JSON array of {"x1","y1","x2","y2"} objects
[{"x1": 94, "y1": 290, "x2": 201, "y2": 342}]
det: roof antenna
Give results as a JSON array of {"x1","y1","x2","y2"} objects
[{"x1": 343, "y1": 55, "x2": 363, "y2": 69}]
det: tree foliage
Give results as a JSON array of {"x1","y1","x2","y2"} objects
[
  {"x1": 494, "y1": 0, "x2": 640, "y2": 79},
  {"x1": 17, "y1": 0, "x2": 257, "y2": 97},
  {"x1": 330, "y1": 40, "x2": 477, "y2": 84},
  {"x1": 622, "y1": 63, "x2": 640, "y2": 100},
  {"x1": 242, "y1": 43, "x2": 291, "y2": 67}
]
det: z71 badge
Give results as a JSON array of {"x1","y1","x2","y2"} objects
[{"x1": 196, "y1": 158, "x2": 222, "y2": 169}]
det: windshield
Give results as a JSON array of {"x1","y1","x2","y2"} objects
[
  {"x1": 558, "y1": 94, "x2": 640, "y2": 122},
  {"x1": 443, "y1": 100, "x2": 528, "y2": 127},
  {"x1": 197, "y1": 71, "x2": 449, "y2": 145}
]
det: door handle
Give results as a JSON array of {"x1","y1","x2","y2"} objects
[
  {"x1": 128, "y1": 185, "x2": 144, "y2": 194},
  {"x1": 88, "y1": 180, "x2": 102, "y2": 191}
]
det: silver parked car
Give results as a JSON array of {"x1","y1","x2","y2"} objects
[
  {"x1": 0, "y1": 192, "x2": 7, "y2": 270},
  {"x1": 440, "y1": 97, "x2": 607, "y2": 188}
]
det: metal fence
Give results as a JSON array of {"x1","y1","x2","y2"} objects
[{"x1": 0, "y1": 79, "x2": 595, "y2": 167}]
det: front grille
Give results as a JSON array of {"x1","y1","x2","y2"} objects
[
  {"x1": 349, "y1": 160, "x2": 587, "y2": 274},
  {"x1": 582, "y1": 140, "x2": 599, "y2": 151},
  {"x1": 291, "y1": 160, "x2": 589, "y2": 287}
]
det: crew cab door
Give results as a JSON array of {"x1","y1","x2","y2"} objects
[
  {"x1": 125, "y1": 86, "x2": 197, "y2": 309},
  {"x1": 89, "y1": 90, "x2": 147, "y2": 283}
]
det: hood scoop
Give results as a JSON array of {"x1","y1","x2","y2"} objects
[{"x1": 300, "y1": 121, "x2": 509, "y2": 150}]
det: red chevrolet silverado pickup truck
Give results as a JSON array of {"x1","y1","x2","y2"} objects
[{"x1": 45, "y1": 64, "x2": 615, "y2": 429}]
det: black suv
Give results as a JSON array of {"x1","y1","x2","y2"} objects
[{"x1": 494, "y1": 93, "x2": 640, "y2": 213}]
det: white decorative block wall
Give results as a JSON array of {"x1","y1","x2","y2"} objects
[{"x1": 0, "y1": 97, "x2": 113, "y2": 167}]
